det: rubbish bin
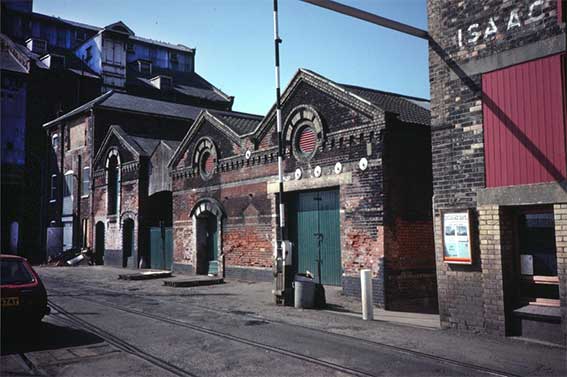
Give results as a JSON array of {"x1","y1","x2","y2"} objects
[{"x1": 294, "y1": 273, "x2": 316, "y2": 309}]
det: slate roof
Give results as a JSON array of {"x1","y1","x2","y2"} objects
[
  {"x1": 0, "y1": 49, "x2": 27, "y2": 74},
  {"x1": 94, "y1": 125, "x2": 184, "y2": 167},
  {"x1": 208, "y1": 110, "x2": 263, "y2": 136},
  {"x1": 102, "y1": 92, "x2": 202, "y2": 119},
  {"x1": 130, "y1": 36, "x2": 194, "y2": 53},
  {"x1": 126, "y1": 67, "x2": 232, "y2": 106},
  {"x1": 338, "y1": 83, "x2": 430, "y2": 125},
  {"x1": 1, "y1": 32, "x2": 100, "y2": 78},
  {"x1": 43, "y1": 91, "x2": 202, "y2": 128},
  {"x1": 298, "y1": 69, "x2": 430, "y2": 126},
  {"x1": 29, "y1": 12, "x2": 194, "y2": 53},
  {"x1": 123, "y1": 134, "x2": 181, "y2": 156}
]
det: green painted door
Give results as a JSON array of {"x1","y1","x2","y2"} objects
[
  {"x1": 150, "y1": 227, "x2": 173, "y2": 270},
  {"x1": 290, "y1": 189, "x2": 341, "y2": 285},
  {"x1": 206, "y1": 217, "x2": 218, "y2": 275}
]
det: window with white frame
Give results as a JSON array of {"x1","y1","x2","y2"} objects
[
  {"x1": 106, "y1": 151, "x2": 120, "y2": 215},
  {"x1": 50, "y1": 174, "x2": 57, "y2": 201},
  {"x1": 52, "y1": 133, "x2": 59, "y2": 150},
  {"x1": 82, "y1": 166, "x2": 90, "y2": 196},
  {"x1": 64, "y1": 172, "x2": 73, "y2": 198}
]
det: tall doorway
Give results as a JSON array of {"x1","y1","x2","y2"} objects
[
  {"x1": 95, "y1": 221, "x2": 105, "y2": 265},
  {"x1": 122, "y1": 219, "x2": 134, "y2": 268},
  {"x1": 288, "y1": 188, "x2": 341, "y2": 285},
  {"x1": 196, "y1": 213, "x2": 218, "y2": 275}
]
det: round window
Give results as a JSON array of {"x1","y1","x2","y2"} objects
[
  {"x1": 285, "y1": 106, "x2": 324, "y2": 163},
  {"x1": 200, "y1": 151, "x2": 216, "y2": 178}
]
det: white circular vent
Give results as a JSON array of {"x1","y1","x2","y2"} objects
[
  {"x1": 294, "y1": 168, "x2": 302, "y2": 180},
  {"x1": 245, "y1": 150, "x2": 252, "y2": 160},
  {"x1": 359, "y1": 158, "x2": 368, "y2": 171},
  {"x1": 313, "y1": 165, "x2": 322, "y2": 178},
  {"x1": 334, "y1": 162, "x2": 342, "y2": 174}
]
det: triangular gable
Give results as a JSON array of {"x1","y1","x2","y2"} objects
[
  {"x1": 104, "y1": 21, "x2": 135, "y2": 36},
  {"x1": 168, "y1": 110, "x2": 242, "y2": 169},
  {"x1": 93, "y1": 125, "x2": 144, "y2": 168},
  {"x1": 248, "y1": 69, "x2": 381, "y2": 144}
]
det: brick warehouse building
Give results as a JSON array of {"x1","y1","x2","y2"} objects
[
  {"x1": 42, "y1": 92, "x2": 207, "y2": 264},
  {"x1": 2, "y1": 0, "x2": 233, "y2": 262},
  {"x1": 428, "y1": 0, "x2": 566, "y2": 344},
  {"x1": 91, "y1": 125, "x2": 180, "y2": 268},
  {"x1": 169, "y1": 69, "x2": 438, "y2": 311},
  {"x1": 37, "y1": 9, "x2": 234, "y2": 262}
]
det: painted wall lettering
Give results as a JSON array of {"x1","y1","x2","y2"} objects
[{"x1": 457, "y1": 0, "x2": 547, "y2": 48}]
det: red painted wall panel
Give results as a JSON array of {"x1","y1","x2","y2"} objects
[{"x1": 482, "y1": 53, "x2": 567, "y2": 188}]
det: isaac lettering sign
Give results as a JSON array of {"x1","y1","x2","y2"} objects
[
  {"x1": 457, "y1": 0, "x2": 546, "y2": 49},
  {"x1": 442, "y1": 211, "x2": 472, "y2": 264}
]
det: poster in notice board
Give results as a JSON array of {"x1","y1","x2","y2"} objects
[{"x1": 442, "y1": 211, "x2": 472, "y2": 264}]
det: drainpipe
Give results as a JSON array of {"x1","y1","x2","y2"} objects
[
  {"x1": 76, "y1": 154, "x2": 81, "y2": 249},
  {"x1": 89, "y1": 109, "x2": 95, "y2": 253},
  {"x1": 432, "y1": 194, "x2": 437, "y2": 248}
]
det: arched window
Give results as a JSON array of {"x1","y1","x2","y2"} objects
[{"x1": 106, "y1": 151, "x2": 120, "y2": 215}]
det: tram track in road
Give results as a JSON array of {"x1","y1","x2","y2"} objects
[
  {"x1": 48, "y1": 293, "x2": 518, "y2": 377},
  {"x1": 47, "y1": 300, "x2": 198, "y2": 377},
  {"x1": 50, "y1": 285, "x2": 520, "y2": 377},
  {"x1": 48, "y1": 297, "x2": 375, "y2": 377}
]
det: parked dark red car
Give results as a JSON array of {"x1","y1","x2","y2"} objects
[{"x1": 1, "y1": 254, "x2": 49, "y2": 326}]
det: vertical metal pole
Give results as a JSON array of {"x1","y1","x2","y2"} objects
[
  {"x1": 273, "y1": 0, "x2": 287, "y2": 304},
  {"x1": 274, "y1": 4, "x2": 285, "y2": 251},
  {"x1": 274, "y1": 0, "x2": 284, "y2": 230}
]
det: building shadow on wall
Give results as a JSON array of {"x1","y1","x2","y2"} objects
[{"x1": 428, "y1": 37, "x2": 566, "y2": 186}]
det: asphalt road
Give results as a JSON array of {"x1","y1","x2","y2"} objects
[{"x1": 2, "y1": 267, "x2": 565, "y2": 377}]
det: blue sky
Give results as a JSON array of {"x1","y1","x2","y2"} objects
[{"x1": 35, "y1": 0, "x2": 429, "y2": 115}]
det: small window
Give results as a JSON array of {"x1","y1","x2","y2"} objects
[
  {"x1": 50, "y1": 174, "x2": 57, "y2": 201},
  {"x1": 170, "y1": 52, "x2": 178, "y2": 62},
  {"x1": 56, "y1": 28, "x2": 66, "y2": 47},
  {"x1": 138, "y1": 60, "x2": 152, "y2": 75},
  {"x1": 65, "y1": 126, "x2": 70, "y2": 151},
  {"x1": 201, "y1": 151, "x2": 215, "y2": 176},
  {"x1": 127, "y1": 42, "x2": 134, "y2": 53},
  {"x1": 75, "y1": 30, "x2": 87, "y2": 42},
  {"x1": 107, "y1": 155, "x2": 120, "y2": 215},
  {"x1": 81, "y1": 218, "x2": 89, "y2": 248},
  {"x1": 64, "y1": 173, "x2": 73, "y2": 197},
  {"x1": 82, "y1": 167, "x2": 90, "y2": 196},
  {"x1": 51, "y1": 134, "x2": 59, "y2": 149}
]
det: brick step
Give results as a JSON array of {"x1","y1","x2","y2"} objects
[
  {"x1": 511, "y1": 304, "x2": 563, "y2": 345},
  {"x1": 163, "y1": 276, "x2": 224, "y2": 287},
  {"x1": 118, "y1": 270, "x2": 172, "y2": 281}
]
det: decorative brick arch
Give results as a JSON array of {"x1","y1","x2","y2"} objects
[
  {"x1": 190, "y1": 198, "x2": 226, "y2": 276},
  {"x1": 190, "y1": 197, "x2": 226, "y2": 219},
  {"x1": 283, "y1": 104, "x2": 325, "y2": 163}
]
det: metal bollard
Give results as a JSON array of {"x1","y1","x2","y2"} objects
[{"x1": 360, "y1": 269, "x2": 374, "y2": 320}]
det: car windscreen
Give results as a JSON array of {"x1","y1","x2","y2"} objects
[{"x1": 0, "y1": 259, "x2": 35, "y2": 285}]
